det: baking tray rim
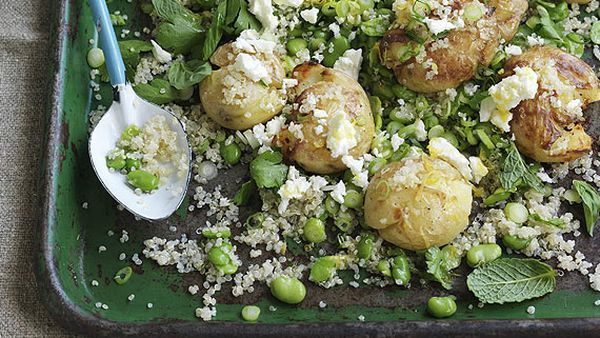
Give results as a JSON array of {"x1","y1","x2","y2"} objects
[{"x1": 34, "y1": 0, "x2": 600, "y2": 336}]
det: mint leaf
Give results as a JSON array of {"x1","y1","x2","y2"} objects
[
  {"x1": 424, "y1": 246, "x2": 458, "y2": 290},
  {"x1": 499, "y1": 143, "x2": 543, "y2": 192},
  {"x1": 234, "y1": 180, "x2": 257, "y2": 206},
  {"x1": 249, "y1": 151, "x2": 288, "y2": 189},
  {"x1": 202, "y1": 0, "x2": 227, "y2": 60},
  {"x1": 467, "y1": 258, "x2": 556, "y2": 304},
  {"x1": 528, "y1": 213, "x2": 566, "y2": 229},
  {"x1": 152, "y1": 0, "x2": 204, "y2": 55},
  {"x1": 573, "y1": 180, "x2": 600, "y2": 236},
  {"x1": 167, "y1": 60, "x2": 212, "y2": 90},
  {"x1": 133, "y1": 78, "x2": 182, "y2": 104}
]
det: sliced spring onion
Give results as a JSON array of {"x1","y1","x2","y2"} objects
[
  {"x1": 504, "y1": 202, "x2": 529, "y2": 224},
  {"x1": 114, "y1": 266, "x2": 133, "y2": 285}
]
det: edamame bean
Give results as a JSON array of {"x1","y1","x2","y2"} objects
[
  {"x1": 309, "y1": 257, "x2": 336, "y2": 282},
  {"x1": 106, "y1": 154, "x2": 126, "y2": 170},
  {"x1": 220, "y1": 143, "x2": 242, "y2": 165},
  {"x1": 207, "y1": 246, "x2": 230, "y2": 266},
  {"x1": 376, "y1": 260, "x2": 391, "y2": 277},
  {"x1": 303, "y1": 218, "x2": 327, "y2": 243},
  {"x1": 312, "y1": 30, "x2": 330, "y2": 40},
  {"x1": 125, "y1": 158, "x2": 141, "y2": 171},
  {"x1": 270, "y1": 276, "x2": 307, "y2": 304},
  {"x1": 502, "y1": 235, "x2": 531, "y2": 250},
  {"x1": 241, "y1": 305, "x2": 261, "y2": 322},
  {"x1": 427, "y1": 296, "x2": 457, "y2": 318},
  {"x1": 466, "y1": 243, "x2": 502, "y2": 267},
  {"x1": 321, "y1": 1, "x2": 337, "y2": 16},
  {"x1": 390, "y1": 255, "x2": 411, "y2": 285},
  {"x1": 504, "y1": 202, "x2": 529, "y2": 224},
  {"x1": 121, "y1": 125, "x2": 142, "y2": 142},
  {"x1": 286, "y1": 38, "x2": 308, "y2": 56},
  {"x1": 127, "y1": 170, "x2": 158, "y2": 192},
  {"x1": 591, "y1": 21, "x2": 600, "y2": 44},
  {"x1": 343, "y1": 190, "x2": 363, "y2": 209},
  {"x1": 325, "y1": 195, "x2": 340, "y2": 215},
  {"x1": 386, "y1": 121, "x2": 403, "y2": 136},
  {"x1": 220, "y1": 262, "x2": 238, "y2": 275},
  {"x1": 308, "y1": 38, "x2": 327, "y2": 51},
  {"x1": 357, "y1": 234, "x2": 375, "y2": 259},
  {"x1": 87, "y1": 47, "x2": 105, "y2": 68},
  {"x1": 322, "y1": 36, "x2": 350, "y2": 67}
]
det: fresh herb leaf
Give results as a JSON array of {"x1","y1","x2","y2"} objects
[
  {"x1": 119, "y1": 40, "x2": 153, "y2": 66},
  {"x1": 167, "y1": 59, "x2": 212, "y2": 90},
  {"x1": 424, "y1": 246, "x2": 457, "y2": 290},
  {"x1": 234, "y1": 180, "x2": 257, "y2": 206},
  {"x1": 499, "y1": 143, "x2": 544, "y2": 192},
  {"x1": 152, "y1": 0, "x2": 204, "y2": 55},
  {"x1": 202, "y1": 0, "x2": 227, "y2": 61},
  {"x1": 232, "y1": 0, "x2": 261, "y2": 33},
  {"x1": 249, "y1": 150, "x2": 288, "y2": 189},
  {"x1": 133, "y1": 78, "x2": 182, "y2": 104},
  {"x1": 528, "y1": 213, "x2": 566, "y2": 229},
  {"x1": 573, "y1": 180, "x2": 600, "y2": 236},
  {"x1": 467, "y1": 258, "x2": 556, "y2": 304}
]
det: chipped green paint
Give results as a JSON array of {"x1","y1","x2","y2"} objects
[{"x1": 44, "y1": 0, "x2": 600, "y2": 329}]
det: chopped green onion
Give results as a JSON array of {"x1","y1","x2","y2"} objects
[
  {"x1": 504, "y1": 202, "x2": 529, "y2": 224},
  {"x1": 590, "y1": 21, "x2": 600, "y2": 44},
  {"x1": 241, "y1": 305, "x2": 261, "y2": 322},
  {"x1": 463, "y1": 2, "x2": 484, "y2": 21},
  {"x1": 563, "y1": 189, "x2": 582, "y2": 204},
  {"x1": 114, "y1": 266, "x2": 133, "y2": 285}
]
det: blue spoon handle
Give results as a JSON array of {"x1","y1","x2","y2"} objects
[{"x1": 89, "y1": 0, "x2": 126, "y2": 86}]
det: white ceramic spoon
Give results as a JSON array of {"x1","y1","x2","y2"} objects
[{"x1": 88, "y1": 0, "x2": 191, "y2": 221}]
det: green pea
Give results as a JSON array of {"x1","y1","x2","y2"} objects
[
  {"x1": 390, "y1": 255, "x2": 411, "y2": 285},
  {"x1": 368, "y1": 158, "x2": 387, "y2": 175},
  {"x1": 312, "y1": 30, "x2": 330, "y2": 40},
  {"x1": 87, "y1": 47, "x2": 105, "y2": 68},
  {"x1": 322, "y1": 36, "x2": 350, "y2": 67},
  {"x1": 106, "y1": 154, "x2": 126, "y2": 170},
  {"x1": 201, "y1": 228, "x2": 232, "y2": 239},
  {"x1": 113, "y1": 266, "x2": 133, "y2": 285},
  {"x1": 466, "y1": 243, "x2": 502, "y2": 267},
  {"x1": 303, "y1": 217, "x2": 327, "y2": 243},
  {"x1": 389, "y1": 107, "x2": 415, "y2": 124},
  {"x1": 288, "y1": 26, "x2": 304, "y2": 38},
  {"x1": 121, "y1": 125, "x2": 142, "y2": 142},
  {"x1": 308, "y1": 37, "x2": 327, "y2": 51},
  {"x1": 357, "y1": 234, "x2": 375, "y2": 259},
  {"x1": 286, "y1": 38, "x2": 308, "y2": 56},
  {"x1": 270, "y1": 276, "x2": 306, "y2": 304},
  {"x1": 207, "y1": 246, "x2": 230, "y2": 266},
  {"x1": 241, "y1": 305, "x2": 261, "y2": 322},
  {"x1": 386, "y1": 121, "x2": 403, "y2": 136},
  {"x1": 126, "y1": 170, "x2": 159, "y2": 192},
  {"x1": 321, "y1": 1, "x2": 337, "y2": 16},
  {"x1": 391, "y1": 84, "x2": 416, "y2": 100},
  {"x1": 356, "y1": 0, "x2": 374, "y2": 10},
  {"x1": 502, "y1": 235, "x2": 531, "y2": 251},
  {"x1": 325, "y1": 195, "x2": 340, "y2": 215},
  {"x1": 220, "y1": 143, "x2": 242, "y2": 165},
  {"x1": 125, "y1": 158, "x2": 142, "y2": 171},
  {"x1": 220, "y1": 262, "x2": 238, "y2": 275},
  {"x1": 309, "y1": 257, "x2": 336, "y2": 283},
  {"x1": 343, "y1": 190, "x2": 363, "y2": 209},
  {"x1": 376, "y1": 260, "x2": 391, "y2": 277},
  {"x1": 427, "y1": 296, "x2": 457, "y2": 318}
]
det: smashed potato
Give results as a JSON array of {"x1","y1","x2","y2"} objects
[
  {"x1": 379, "y1": 0, "x2": 528, "y2": 93},
  {"x1": 199, "y1": 40, "x2": 286, "y2": 130},
  {"x1": 276, "y1": 63, "x2": 375, "y2": 174},
  {"x1": 364, "y1": 155, "x2": 472, "y2": 250},
  {"x1": 505, "y1": 46, "x2": 600, "y2": 163}
]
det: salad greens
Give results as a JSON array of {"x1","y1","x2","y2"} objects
[{"x1": 573, "y1": 180, "x2": 600, "y2": 236}]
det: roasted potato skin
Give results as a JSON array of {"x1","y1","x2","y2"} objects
[
  {"x1": 380, "y1": 0, "x2": 528, "y2": 93},
  {"x1": 506, "y1": 46, "x2": 600, "y2": 163},
  {"x1": 276, "y1": 63, "x2": 375, "y2": 174},
  {"x1": 199, "y1": 42, "x2": 286, "y2": 130},
  {"x1": 364, "y1": 156, "x2": 472, "y2": 251}
]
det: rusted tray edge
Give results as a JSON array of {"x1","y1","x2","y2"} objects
[{"x1": 33, "y1": 0, "x2": 600, "y2": 337}]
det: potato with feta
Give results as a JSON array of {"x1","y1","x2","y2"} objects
[
  {"x1": 363, "y1": 154, "x2": 473, "y2": 250},
  {"x1": 505, "y1": 46, "x2": 600, "y2": 163},
  {"x1": 199, "y1": 38, "x2": 286, "y2": 130},
  {"x1": 379, "y1": 0, "x2": 528, "y2": 93},
  {"x1": 276, "y1": 63, "x2": 375, "y2": 174}
]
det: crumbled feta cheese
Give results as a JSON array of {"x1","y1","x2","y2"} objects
[
  {"x1": 273, "y1": 0, "x2": 303, "y2": 7},
  {"x1": 469, "y1": 156, "x2": 488, "y2": 184},
  {"x1": 233, "y1": 53, "x2": 271, "y2": 83},
  {"x1": 330, "y1": 181, "x2": 347, "y2": 204},
  {"x1": 479, "y1": 67, "x2": 539, "y2": 132},
  {"x1": 504, "y1": 45, "x2": 522, "y2": 56},
  {"x1": 248, "y1": 0, "x2": 278, "y2": 31},
  {"x1": 300, "y1": 8, "x2": 319, "y2": 24},
  {"x1": 423, "y1": 18, "x2": 456, "y2": 35},
  {"x1": 150, "y1": 40, "x2": 172, "y2": 63},
  {"x1": 327, "y1": 112, "x2": 358, "y2": 158},
  {"x1": 428, "y1": 137, "x2": 472, "y2": 180},
  {"x1": 390, "y1": 134, "x2": 405, "y2": 151},
  {"x1": 329, "y1": 23, "x2": 341, "y2": 38},
  {"x1": 413, "y1": 119, "x2": 427, "y2": 142},
  {"x1": 333, "y1": 49, "x2": 363, "y2": 80}
]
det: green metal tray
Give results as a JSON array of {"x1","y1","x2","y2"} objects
[{"x1": 37, "y1": 0, "x2": 600, "y2": 336}]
